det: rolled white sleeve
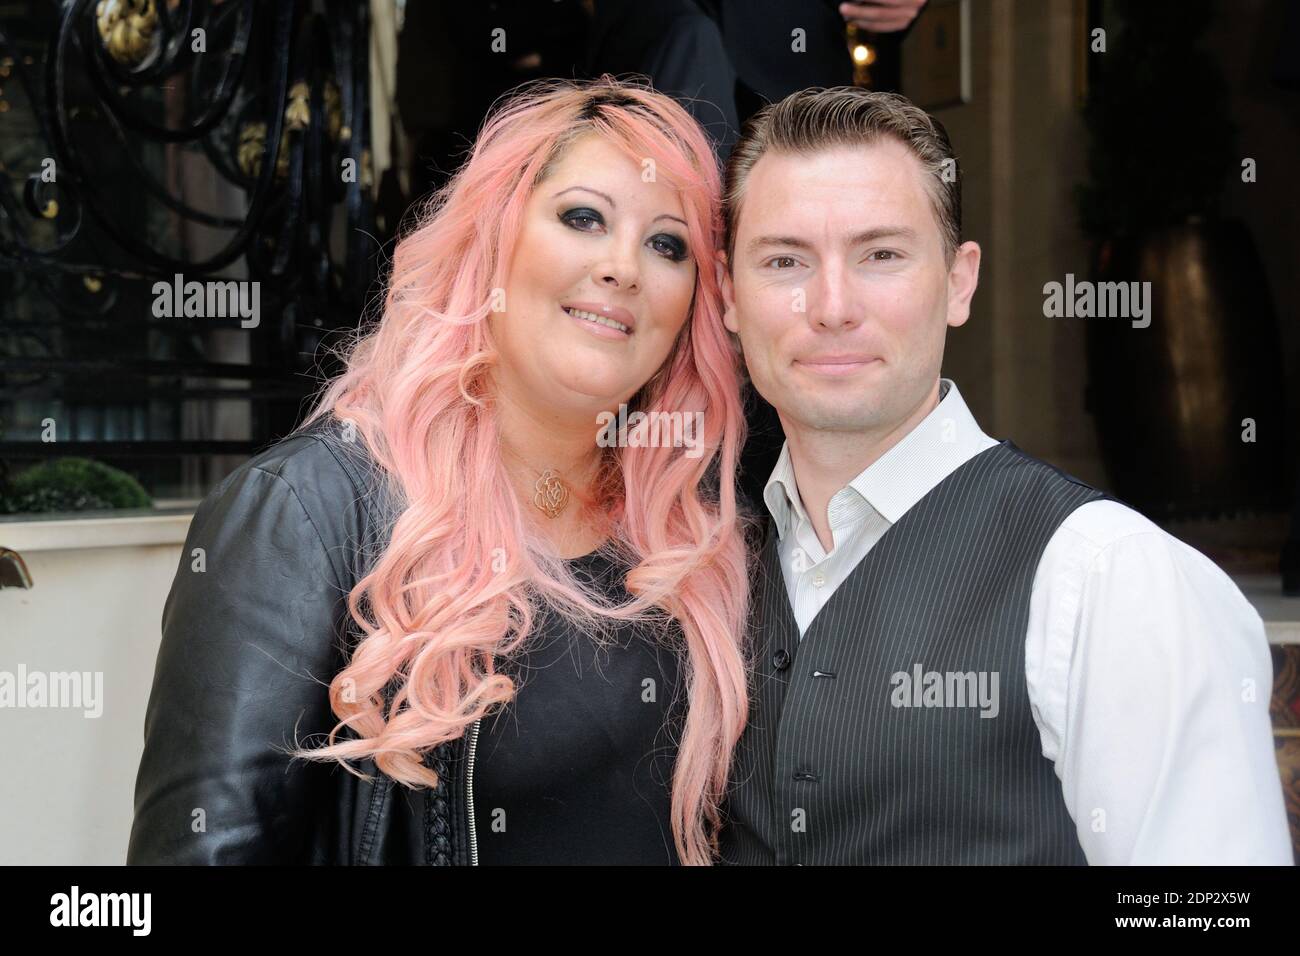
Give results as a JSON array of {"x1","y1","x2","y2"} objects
[{"x1": 1026, "y1": 501, "x2": 1293, "y2": 865}]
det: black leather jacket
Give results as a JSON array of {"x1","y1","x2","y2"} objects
[{"x1": 127, "y1": 416, "x2": 475, "y2": 865}]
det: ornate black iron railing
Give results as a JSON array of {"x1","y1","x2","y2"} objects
[{"x1": 0, "y1": 0, "x2": 380, "y2": 504}]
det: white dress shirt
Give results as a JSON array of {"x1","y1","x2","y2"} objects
[{"x1": 763, "y1": 378, "x2": 1293, "y2": 865}]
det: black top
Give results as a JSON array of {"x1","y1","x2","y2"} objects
[{"x1": 472, "y1": 549, "x2": 687, "y2": 865}]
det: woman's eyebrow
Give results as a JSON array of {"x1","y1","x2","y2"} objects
[
  {"x1": 553, "y1": 185, "x2": 615, "y2": 206},
  {"x1": 552, "y1": 185, "x2": 687, "y2": 227}
]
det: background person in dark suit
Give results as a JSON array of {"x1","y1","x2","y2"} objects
[{"x1": 721, "y1": 0, "x2": 926, "y2": 124}]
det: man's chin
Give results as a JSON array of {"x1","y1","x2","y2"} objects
[{"x1": 783, "y1": 401, "x2": 888, "y2": 435}]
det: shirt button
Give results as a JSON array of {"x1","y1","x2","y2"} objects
[
  {"x1": 771, "y1": 648, "x2": 791, "y2": 671},
  {"x1": 812, "y1": 573, "x2": 825, "y2": 587}
]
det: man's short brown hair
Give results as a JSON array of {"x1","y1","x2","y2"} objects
[{"x1": 723, "y1": 87, "x2": 962, "y2": 268}]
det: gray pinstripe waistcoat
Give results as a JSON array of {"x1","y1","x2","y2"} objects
[{"x1": 720, "y1": 440, "x2": 1110, "y2": 865}]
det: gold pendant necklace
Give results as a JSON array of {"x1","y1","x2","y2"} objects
[
  {"x1": 501, "y1": 443, "x2": 570, "y2": 519},
  {"x1": 532, "y1": 469, "x2": 569, "y2": 519}
]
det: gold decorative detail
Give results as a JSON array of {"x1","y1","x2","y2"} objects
[
  {"x1": 237, "y1": 120, "x2": 267, "y2": 178},
  {"x1": 82, "y1": 275, "x2": 103, "y2": 293},
  {"x1": 40, "y1": 198, "x2": 58, "y2": 219},
  {"x1": 322, "y1": 81, "x2": 342, "y2": 141},
  {"x1": 285, "y1": 80, "x2": 342, "y2": 139},
  {"x1": 237, "y1": 80, "x2": 346, "y2": 181},
  {"x1": 360, "y1": 147, "x2": 373, "y2": 189},
  {"x1": 284, "y1": 81, "x2": 311, "y2": 131},
  {"x1": 236, "y1": 120, "x2": 290, "y2": 180},
  {"x1": 95, "y1": 0, "x2": 158, "y2": 68},
  {"x1": 533, "y1": 469, "x2": 569, "y2": 518}
]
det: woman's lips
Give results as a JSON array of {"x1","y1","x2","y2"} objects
[
  {"x1": 561, "y1": 301, "x2": 636, "y2": 332},
  {"x1": 563, "y1": 304, "x2": 631, "y2": 340}
]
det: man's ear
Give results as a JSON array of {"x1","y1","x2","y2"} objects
[
  {"x1": 715, "y1": 250, "x2": 739, "y2": 334},
  {"x1": 946, "y1": 240, "x2": 981, "y2": 329}
]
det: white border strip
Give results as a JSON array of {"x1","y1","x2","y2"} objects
[{"x1": 0, "y1": 513, "x2": 194, "y2": 553}]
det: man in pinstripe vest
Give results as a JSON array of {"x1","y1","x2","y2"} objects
[{"x1": 714, "y1": 88, "x2": 1292, "y2": 864}]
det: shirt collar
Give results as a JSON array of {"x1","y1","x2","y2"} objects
[
  {"x1": 762, "y1": 441, "x2": 804, "y2": 542},
  {"x1": 762, "y1": 379, "x2": 995, "y2": 540}
]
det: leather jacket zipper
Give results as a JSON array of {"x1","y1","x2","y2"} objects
[{"x1": 466, "y1": 717, "x2": 481, "y2": 865}]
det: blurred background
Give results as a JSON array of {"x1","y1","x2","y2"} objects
[{"x1": 0, "y1": 0, "x2": 1296, "y2": 863}]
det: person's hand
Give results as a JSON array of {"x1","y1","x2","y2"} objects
[{"x1": 838, "y1": 0, "x2": 927, "y2": 34}]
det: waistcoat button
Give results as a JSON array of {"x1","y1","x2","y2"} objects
[{"x1": 771, "y1": 648, "x2": 791, "y2": 670}]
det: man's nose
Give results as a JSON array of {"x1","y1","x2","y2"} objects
[{"x1": 810, "y1": 262, "x2": 859, "y2": 330}]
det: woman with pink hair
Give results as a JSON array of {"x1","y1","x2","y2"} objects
[{"x1": 127, "y1": 76, "x2": 757, "y2": 866}]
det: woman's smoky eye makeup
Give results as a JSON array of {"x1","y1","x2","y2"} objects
[
  {"x1": 651, "y1": 233, "x2": 689, "y2": 262},
  {"x1": 558, "y1": 207, "x2": 690, "y2": 263},
  {"x1": 560, "y1": 206, "x2": 602, "y2": 230}
]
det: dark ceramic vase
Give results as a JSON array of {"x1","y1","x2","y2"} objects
[{"x1": 1085, "y1": 216, "x2": 1287, "y2": 520}]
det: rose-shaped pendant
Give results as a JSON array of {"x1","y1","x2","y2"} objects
[{"x1": 533, "y1": 469, "x2": 568, "y2": 518}]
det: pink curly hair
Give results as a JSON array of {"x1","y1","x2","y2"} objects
[{"x1": 289, "y1": 76, "x2": 757, "y2": 865}]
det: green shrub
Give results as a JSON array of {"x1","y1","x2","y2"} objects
[{"x1": 0, "y1": 458, "x2": 152, "y2": 515}]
